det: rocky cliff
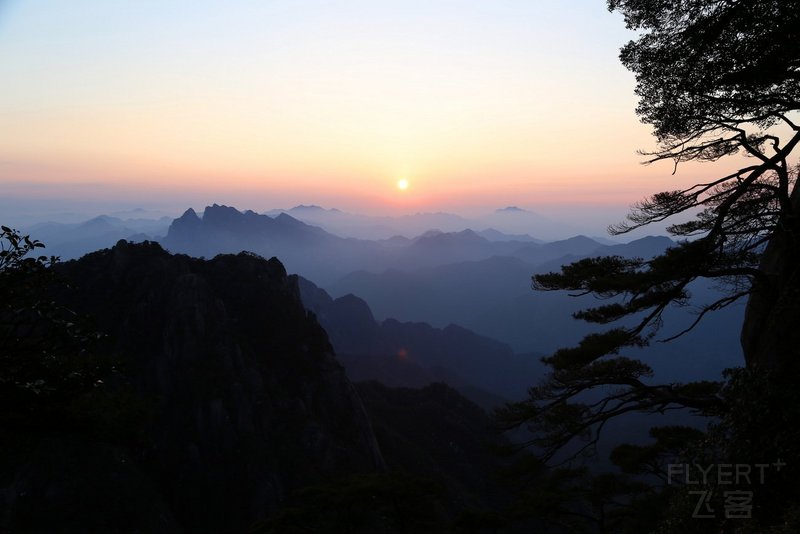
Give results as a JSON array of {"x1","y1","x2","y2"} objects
[{"x1": 4, "y1": 241, "x2": 384, "y2": 532}]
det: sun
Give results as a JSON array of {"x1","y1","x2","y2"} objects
[{"x1": 397, "y1": 178, "x2": 409, "y2": 190}]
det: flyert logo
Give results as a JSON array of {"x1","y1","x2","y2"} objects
[{"x1": 666, "y1": 460, "x2": 787, "y2": 520}]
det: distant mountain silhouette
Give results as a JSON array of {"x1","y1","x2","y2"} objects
[
  {"x1": 477, "y1": 228, "x2": 541, "y2": 242},
  {"x1": 475, "y1": 205, "x2": 581, "y2": 238},
  {"x1": 510, "y1": 235, "x2": 605, "y2": 265},
  {"x1": 298, "y1": 277, "x2": 544, "y2": 403},
  {"x1": 403, "y1": 229, "x2": 509, "y2": 266},
  {"x1": 264, "y1": 207, "x2": 478, "y2": 240},
  {"x1": 529, "y1": 235, "x2": 676, "y2": 273},
  {"x1": 600, "y1": 235, "x2": 674, "y2": 257},
  {"x1": 160, "y1": 204, "x2": 551, "y2": 283},
  {"x1": 289, "y1": 204, "x2": 342, "y2": 213},
  {"x1": 330, "y1": 254, "x2": 584, "y2": 352},
  {"x1": 411, "y1": 228, "x2": 488, "y2": 246},
  {"x1": 162, "y1": 204, "x2": 385, "y2": 285},
  {"x1": 330, "y1": 236, "x2": 744, "y2": 381},
  {"x1": 20, "y1": 202, "x2": 596, "y2": 260},
  {"x1": 264, "y1": 204, "x2": 579, "y2": 240},
  {"x1": 23, "y1": 215, "x2": 170, "y2": 259},
  {"x1": 24, "y1": 204, "x2": 624, "y2": 284},
  {"x1": 327, "y1": 233, "x2": 629, "y2": 339}
]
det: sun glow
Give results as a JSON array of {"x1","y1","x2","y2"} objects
[{"x1": 0, "y1": 1, "x2": 662, "y2": 213}]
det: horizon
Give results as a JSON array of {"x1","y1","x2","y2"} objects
[{"x1": 6, "y1": 198, "x2": 681, "y2": 241}]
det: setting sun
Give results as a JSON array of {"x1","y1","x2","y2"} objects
[{"x1": 397, "y1": 179, "x2": 409, "y2": 191}]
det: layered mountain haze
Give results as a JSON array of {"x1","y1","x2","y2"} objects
[
  {"x1": 161, "y1": 204, "x2": 565, "y2": 285},
  {"x1": 22, "y1": 215, "x2": 172, "y2": 260},
  {"x1": 21, "y1": 203, "x2": 743, "y2": 383},
  {"x1": 476, "y1": 228, "x2": 542, "y2": 243},
  {"x1": 23, "y1": 204, "x2": 612, "y2": 275},
  {"x1": 328, "y1": 235, "x2": 677, "y2": 344},
  {"x1": 298, "y1": 277, "x2": 545, "y2": 405},
  {"x1": 330, "y1": 233, "x2": 744, "y2": 380},
  {"x1": 265, "y1": 204, "x2": 573, "y2": 241},
  {"x1": 78, "y1": 203, "x2": 740, "y2": 380},
  {"x1": 162, "y1": 205, "x2": 387, "y2": 285},
  {"x1": 156, "y1": 203, "x2": 743, "y2": 382}
]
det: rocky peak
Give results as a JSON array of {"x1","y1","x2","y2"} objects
[
  {"x1": 165, "y1": 208, "x2": 202, "y2": 239},
  {"x1": 53, "y1": 242, "x2": 384, "y2": 532},
  {"x1": 201, "y1": 203, "x2": 246, "y2": 228}
]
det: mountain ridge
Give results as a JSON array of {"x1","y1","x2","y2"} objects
[{"x1": 40, "y1": 241, "x2": 384, "y2": 532}]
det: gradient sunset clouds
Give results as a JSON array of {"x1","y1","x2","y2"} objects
[{"x1": 0, "y1": 0, "x2": 731, "y2": 217}]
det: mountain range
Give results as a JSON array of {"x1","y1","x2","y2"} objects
[
  {"x1": 330, "y1": 236, "x2": 744, "y2": 380},
  {"x1": 22, "y1": 215, "x2": 171, "y2": 260},
  {"x1": 22, "y1": 203, "x2": 744, "y2": 383},
  {"x1": 264, "y1": 204, "x2": 577, "y2": 240}
]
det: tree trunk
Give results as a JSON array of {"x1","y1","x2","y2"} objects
[{"x1": 741, "y1": 187, "x2": 800, "y2": 372}]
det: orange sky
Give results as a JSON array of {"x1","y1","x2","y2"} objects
[{"x1": 0, "y1": 1, "x2": 762, "y2": 219}]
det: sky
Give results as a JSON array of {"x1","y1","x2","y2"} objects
[{"x1": 0, "y1": 0, "x2": 744, "y2": 224}]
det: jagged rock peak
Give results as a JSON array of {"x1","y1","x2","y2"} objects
[
  {"x1": 178, "y1": 207, "x2": 200, "y2": 221},
  {"x1": 202, "y1": 204, "x2": 243, "y2": 224},
  {"x1": 53, "y1": 241, "x2": 386, "y2": 532},
  {"x1": 168, "y1": 208, "x2": 202, "y2": 237}
]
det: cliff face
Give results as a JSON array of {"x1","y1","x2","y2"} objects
[{"x1": 51, "y1": 241, "x2": 383, "y2": 532}]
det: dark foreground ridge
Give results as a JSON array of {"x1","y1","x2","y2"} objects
[{"x1": 4, "y1": 240, "x2": 383, "y2": 532}]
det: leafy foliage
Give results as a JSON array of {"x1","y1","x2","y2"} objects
[
  {"x1": 0, "y1": 226, "x2": 110, "y2": 419},
  {"x1": 609, "y1": 0, "x2": 800, "y2": 145}
]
